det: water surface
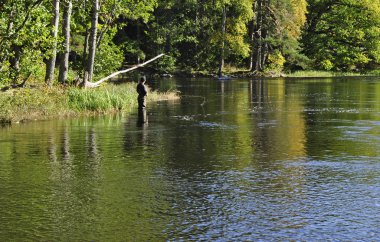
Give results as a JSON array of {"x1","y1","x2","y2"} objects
[{"x1": 1, "y1": 77, "x2": 380, "y2": 240}]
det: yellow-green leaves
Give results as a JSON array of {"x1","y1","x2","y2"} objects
[{"x1": 302, "y1": 0, "x2": 380, "y2": 71}]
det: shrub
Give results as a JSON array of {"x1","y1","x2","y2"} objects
[{"x1": 320, "y1": 59, "x2": 334, "y2": 71}]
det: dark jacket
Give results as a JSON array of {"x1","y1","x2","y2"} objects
[{"x1": 136, "y1": 83, "x2": 147, "y2": 97}]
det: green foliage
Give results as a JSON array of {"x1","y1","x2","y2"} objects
[
  {"x1": 0, "y1": 0, "x2": 51, "y2": 84},
  {"x1": 266, "y1": 50, "x2": 286, "y2": 72},
  {"x1": 366, "y1": 69, "x2": 380, "y2": 76},
  {"x1": 302, "y1": 0, "x2": 380, "y2": 71},
  {"x1": 320, "y1": 59, "x2": 334, "y2": 71},
  {"x1": 114, "y1": 0, "x2": 157, "y2": 23},
  {"x1": 1, "y1": 0, "x2": 380, "y2": 86},
  {"x1": 20, "y1": 48, "x2": 47, "y2": 78},
  {"x1": 224, "y1": 0, "x2": 254, "y2": 59},
  {"x1": 122, "y1": 40, "x2": 146, "y2": 63},
  {"x1": 0, "y1": 61, "x2": 11, "y2": 85},
  {"x1": 269, "y1": 0, "x2": 308, "y2": 70},
  {"x1": 147, "y1": 0, "x2": 254, "y2": 73},
  {"x1": 94, "y1": 32, "x2": 124, "y2": 81},
  {"x1": 152, "y1": 55, "x2": 177, "y2": 74}
]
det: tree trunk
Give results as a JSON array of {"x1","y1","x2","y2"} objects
[
  {"x1": 45, "y1": 0, "x2": 60, "y2": 86},
  {"x1": 80, "y1": 0, "x2": 88, "y2": 78},
  {"x1": 58, "y1": 0, "x2": 72, "y2": 84},
  {"x1": 165, "y1": 34, "x2": 171, "y2": 53},
  {"x1": 217, "y1": 5, "x2": 227, "y2": 77},
  {"x1": 136, "y1": 22, "x2": 141, "y2": 64},
  {"x1": 82, "y1": 30, "x2": 89, "y2": 76},
  {"x1": 262, "y1": 41, "x2": 269, "y2": 68},
  {"x1": 249, "y1": 19, "x2": 255, "y2": 71},
  {"x1": 253, "y1": 0, "x2": 263, "y2": 72},
  {"x1": 84, "y1": 0, "x2": 99, "y2": 83},
  {"x1": 9, "y1": 44, "x2": 22, "y2": 84},
  {"x1": 261, "y1": 0, "x2": 270, "y2": 69},
  {"x1": 194, "y1": 2, "x2": 199, "y2": 68}
]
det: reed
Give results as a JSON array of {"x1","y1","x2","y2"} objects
[
  {"x1": 67, "y1": 84, "x2": 137, "y2": 112},
  {"x1": 0, "y1": 82, "x2": 179, "y2": 124},
  {"x1": 68, "y1": 83, "x2": 179, "y2": 112}
]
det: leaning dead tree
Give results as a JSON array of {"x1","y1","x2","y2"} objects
[{"x1": 83, "y1": 53, "x2": 165, "y2": 88}]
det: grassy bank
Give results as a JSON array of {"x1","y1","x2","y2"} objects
[
  {"x1": 286, "y1": 70, "x2": 380, "y2": 78},
  {"x1": 0, "y1": 83, "x2": 179, "y2": 124}
]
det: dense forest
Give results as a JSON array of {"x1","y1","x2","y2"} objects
[{"x1": 1, "y1": 0, "x2": 380, "y2": 86}]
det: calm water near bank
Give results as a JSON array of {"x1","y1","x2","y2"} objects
[{"x1": 1, "y1": 77, "x2": 380, "y2": 240}]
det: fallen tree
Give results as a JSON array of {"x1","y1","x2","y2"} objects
[{"x1": 83, "y1": 53, "x2": 165, "y2": 88}]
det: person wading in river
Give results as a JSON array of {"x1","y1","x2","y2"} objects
[{"x1": 136, "y1": 76, "x2": 148, "y2": 109}]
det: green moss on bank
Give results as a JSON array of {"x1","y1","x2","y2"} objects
[{"x1": 0, "y1": 83, "x2": 179, "y2": 124}]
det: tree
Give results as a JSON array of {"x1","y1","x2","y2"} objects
[
  {"x1": 251, "y1": 0, "x2": 308, "y2": 73},
  {"x1": 251, "y1": 0, "x2": 263, "y2": 72},
  {"x1": 0, "y1": 0, "x2": 47, "y2": 84},
  {"x1": 45, "y1": 0, "x2": 60, "y2": 86},
  {"x1": 148, "y1": 0, "x2": 253, "y2": 74},
  {"x1": 83, "y1": 0, "x2": 99, "y2": 84},
  {"x1": 302, "y1": 0, "x2": 380, "y2": 71},
  {"x1": 218, "y1": 5, "x2": 227, "y2": 77},
  {"x1": 217, "y1": 0, "x2": 254, "y2": 76},
  {"x1": 58, "y1": 0, "x2": 72, "y2": 84},
  {"x1": 79, "y1": 0, "x2": 157, "y2": 84}
]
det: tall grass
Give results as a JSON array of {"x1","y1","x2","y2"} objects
[
  {"x1": 287, "y1": 70, "x2": 380, "y2": 77},
  {"x1": 68, "y1": 83, "x2": 137, "y2": 112},
  {"x1": 0, "y1": 86, "x2": 68, "y2": 123},
  {"x1": 0, "y1": 82, "x2": 179, "y2": 124},
  {"x1": 67, "y1": 83, "x2": 179, "y2": 112},
  {"x1": 366, "y1": 69, "x2": 380, "y2": 76}
]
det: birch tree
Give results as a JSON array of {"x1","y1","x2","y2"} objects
[
  {"x1": 83, "y1": 0, "x2": 99, "y2": 83},
  {"x1": 45, "y1": 0, "x2": 60, "y2": 86},
  {"x1": 218, "y1": 5, "x2": 227, "y2": 77},
  {"x1": 58, "y1": 0, "x2": 72, "y2": 84}
]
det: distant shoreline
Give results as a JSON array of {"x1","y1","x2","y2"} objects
[{"x1": 148, "y1": 69, "x2": 380, "y2": 79}]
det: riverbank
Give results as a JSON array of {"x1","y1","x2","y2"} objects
[
  {"x1": 167, "y1": 69, "x2": 380, "y2": 79},
  {"x1": 285, "y1": 70, "x2": 380, "y2": 78},
  {"x1": 0, "y1": 83, "x2": 179, "y2": 125}
]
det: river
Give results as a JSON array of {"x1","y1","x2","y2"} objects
[{"x1": 1, "y1": 77, "x2": 380, "y2": 240}]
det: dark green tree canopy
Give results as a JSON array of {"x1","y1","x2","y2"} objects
[
  {"x1": 1, "y1": 0, "x2": 380, "y2": 85},
  {"x1": 302, "y1": 0, "x2": 380, "y2": 71}
]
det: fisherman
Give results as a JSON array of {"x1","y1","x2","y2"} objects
[{"x1": 136, "y1": 76, "x2": 148, "y2": 109}]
